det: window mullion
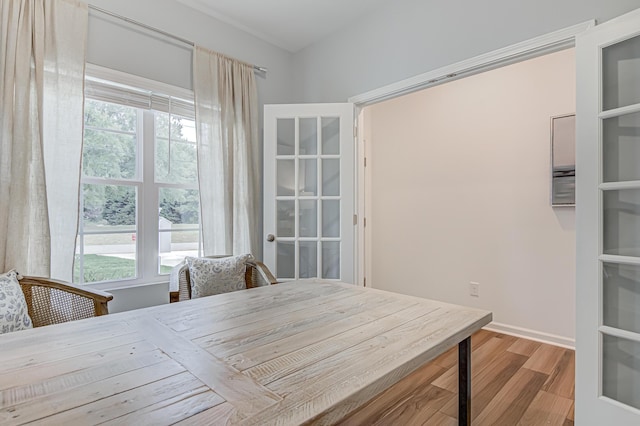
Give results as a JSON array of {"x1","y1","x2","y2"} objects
[
  {"x1": 76, "y1": 181, "x2": 85, "y2": 284},
  {"x1": 140, "y1": 110, "x2": 159, "y2": 280}
]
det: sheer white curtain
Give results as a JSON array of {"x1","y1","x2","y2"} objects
[
  {"x1": 192, "y1": 46, "x2": 260, "y2": 256},
  {"x1": 0, "y1": 0, "x2": 87, "y2": 280}
]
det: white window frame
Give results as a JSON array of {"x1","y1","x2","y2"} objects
[{"x1": 76, "y1": 64, "x2": 200, "y2": 290}]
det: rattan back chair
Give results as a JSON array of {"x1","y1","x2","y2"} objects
[
  {"x1": 170, "y1": 255, "x2": 278, "y2": 302},
  {"x1": 19, "y1": 276, "x2": 113, "y2": 327}
]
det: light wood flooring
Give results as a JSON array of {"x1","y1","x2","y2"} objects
[{"x1": 339, "y1": 329, "x2": 575, "y2": 426}]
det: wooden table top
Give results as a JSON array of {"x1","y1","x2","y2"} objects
[{"x1": 0, "y1": 280, "x2": 491, "y2": 425}]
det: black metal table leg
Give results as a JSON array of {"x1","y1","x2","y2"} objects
[{"x1": 459, "y1": 336, "x2": 471, "y2": 426}]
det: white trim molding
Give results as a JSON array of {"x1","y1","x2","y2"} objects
[
  {"x1": 348, "y1": 20, "x2": 595, "y2": 106},
  {"x1": 484, "y1": 322, "x2": 575, "y2": 350}
]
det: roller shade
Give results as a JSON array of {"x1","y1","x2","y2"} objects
[{"x1": 85, "y1": 75, "x2": 195, "y2": 119}]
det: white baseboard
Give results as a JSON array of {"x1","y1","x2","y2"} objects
[{"x1": 484, "y1": 322, "x2": 575, "y2": 350}]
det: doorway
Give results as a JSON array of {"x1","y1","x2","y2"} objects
[{"x1": 359, "y1": 48, "x2": 576, "y2": 346}]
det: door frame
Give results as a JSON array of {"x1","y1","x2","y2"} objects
[{"x1": 348, "y1": 20, "x2": 594, "y2": 289}]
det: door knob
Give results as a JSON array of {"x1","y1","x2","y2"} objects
[{"x1": 266, "y1": 234, "x2": 275, "y2": 242}]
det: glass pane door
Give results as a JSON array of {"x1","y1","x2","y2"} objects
[
  {"x1": 264, "y1": 104, "x2": 354, "y2": 283},
  {"x1": 600, "y1": 33, "x2": 640, "y2": 413},
  {"x1": 275, "y1": 116, "x2": 340, "y2": 279},
  {"x1": 576, "y1": 9, "x2": 640, "y2": 423}
]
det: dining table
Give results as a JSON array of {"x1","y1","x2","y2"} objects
[{"x1": 0, "y1": 279, "x2": 491, "y2": 425}]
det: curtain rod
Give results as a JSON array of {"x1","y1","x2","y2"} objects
[{"x1": 88, "y1": 5, "x2": 268, "y2": 74}]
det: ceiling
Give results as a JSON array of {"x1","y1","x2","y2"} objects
[{"x1": 176, "y1": 0, "x2": 392, "y2": 53}]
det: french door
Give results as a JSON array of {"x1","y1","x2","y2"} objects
[
  {"x1": 576, "y1": 7, "x2": 640, "y2": 424},
  {"x1": 263, "y1": 104, "x2": 355, "y2": 283}
]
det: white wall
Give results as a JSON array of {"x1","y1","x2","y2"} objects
[
  {"x1": 364, "y1": 49, "x2": 576, "y2": 343},
  {"x1": 81, "y1": 0, "x2": 295, "y2": 311},
  {"x1": 293, "y1": 0, "x2": 639, "y2": 102},
  {"x1": 85, "y1": 0, "x2": 295, "y2": 104}
]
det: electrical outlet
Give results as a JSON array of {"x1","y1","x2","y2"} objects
[{"x1": 469, "y1": 282, "x2": 480, "y2": 297}]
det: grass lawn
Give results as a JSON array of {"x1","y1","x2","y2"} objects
[{"x1": 74, "y1": 254, "x2": 173, "y2": 283}]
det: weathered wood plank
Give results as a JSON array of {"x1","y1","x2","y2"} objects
[
  {"x1": 0, "y1": 319, "x2": 136, "y2": 369},
  {"x1": 0, "y1": 332, "x2": 149, "y2": 380},
  {"x1": 101, "y1": 388, "x2": 224, "y2": 426},
  {"x1": 131, "y1": 317, "x2": 281, "y2": 419},
  {"x1": 1, "y1": 344, "x2": 165, "y2": 403},
  {"x1": 158, "y1": 282, "x2": 348, "y2": 334},
  {"x1": 165, "y1": 288, "x2": 355, "y2": 340},
  {"x1": 0, "y1": 359, "x2": 185, "y2": 424},
  {"x1": 244, "y1": 303, "x2": 434, "y2": 385},
  {"x1": 175, "y1": 402, "x2": 238, "y2": 425},
  {"x1": 156, "y1": 280, "x2": 341, "y2": 322},
  {"x1": 271, "y1": 307, "x2": 485, "y2": 396},
  {"x1": 227, "y1": 297, "x2": 417, "y2": 371},
  {"x1": 194, "y1": 292, "x2": 394, "y2": 359},
  {"x1": 30, "y1": 372, "x2": 213, "y2": 425}
]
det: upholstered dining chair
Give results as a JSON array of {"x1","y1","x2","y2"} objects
[
  {"x1": 170, "y1": 255, "x2": 278, "y2": 302},
  {"x1": 19, "y1": 276, "x2": 113, "y2": 327}
]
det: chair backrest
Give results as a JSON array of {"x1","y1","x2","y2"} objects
[
  {"x1": 174, "y1": 255, "x2": 277, "y2": 302},
  {"x1": 19, "y1": 276, "x2": 113, "y2": 327}
]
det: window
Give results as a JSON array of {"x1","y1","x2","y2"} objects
[{"x1": 74, "y1": 69, "x2": 201, "y2": 287}]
